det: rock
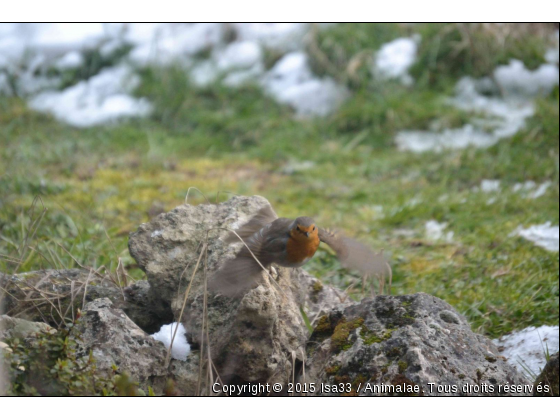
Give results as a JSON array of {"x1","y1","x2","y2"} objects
[
  {"x1": 1, "y1": 269, "x2": 122, "y2": 327},
  {"x1": 0, "y1": 315, "x2": 55, "y2": 341},
  {"x1": 122, "y1": 280, "x2": 174, "y2": 334},
  {"x1": 72, "y1": 298, "x2": 185, "y2": 394},
  {"x1": 304, "y1": 293, "x2": 531, "y2": 396},
  {"x1": 128, "y1": 195, "x2": 339, "y2": 385},
  {"x1": 533, "y1": 352, "x2": 559, "y2": 396},
  {"x1": 291, "y1": 269, "x2": 349, "y2": 323}
]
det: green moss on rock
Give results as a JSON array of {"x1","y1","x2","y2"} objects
[{"x1": 330, "y1": 317, "x2": 364, "y2": 352}]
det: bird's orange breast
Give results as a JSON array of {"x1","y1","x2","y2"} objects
[{"x1": 286, "y1": 234, "x2": 320, "y2": 264}]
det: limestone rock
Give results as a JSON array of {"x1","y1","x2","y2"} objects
[
  {"x1": 72, "y1": 298, "x2": 171, "y2": 393},
  {"x1": 304, "y1": 293, "x2": 531, "y2": 396},
  {"x1": 128, "y1": 195, "x2": 338, "y2": 385},
  {"x1": 0, "y1": 315, "x2": 54, "y2": 341}
]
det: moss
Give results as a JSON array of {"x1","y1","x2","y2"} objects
[
  {"x1": 360, "y1": 325, "x2": 395, "y2": 345},
  {"x1": 387, "y1": 347, "x2": 403, "y2": 358},
  {"x1": 312, "y1": 281, "x2": 324, "y2": 294},
  {"x1": 458, "y1": 374, "x2": 466, "y2": 379},
  {"x1": 325, "y1": 364, "x2": 341, "y2": 376},
  {"x1": 398, "y1": 361, "x2": 408, "y2": 374},
  {"x1": 485, "y1": 356, "x2": 497, "y2": 363},
  {"x1": 330, "y1": 317, "x2": 364, "y2": 352},
  {"x1": 3, "y1": 323, "x2": 145, "y2": 396},
  {"x1": 314, "y1": 315, "x2": 333, "y2": 336}
]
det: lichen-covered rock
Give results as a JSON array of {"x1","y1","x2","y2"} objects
[
  {"x1": 128, "y1": 195, "x2": 337, "y2": 385},
  {"x1": 304, "y1": 293, "x2": 531, "y2": 396},
  {"x1": 72, "y1": 298, "x2": 171, "y2": 393},
  {"x1": 0, "y1": 269, "x2": 122, "y2": 327},
  {"x1": 533, "y1": 352, "x2": 559, "y2": 396},
  {"x1": 0, "y1": 315, "x2": 54, "y2": 341},
  {"x1": 291, "y1": 269, "x2": 349, "y2": 323}
]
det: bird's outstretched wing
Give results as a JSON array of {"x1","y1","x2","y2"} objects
[
  {"x1": 318, "y1": 227, "x2": 389, "y2": 278},
  {"x1": 225, "y1": 204, "x2": 278, "y2": 244},
  {"x1": 208, "y1": 253, "x2": 265, "y2": 298},
  {"x1": 210, "y1": 208, "x2": 289, "y2": 298}
]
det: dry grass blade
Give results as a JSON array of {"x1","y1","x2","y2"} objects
[
  {"x1": 13, "y1": 196, "x2": 47, "y2": 273},
  {"x1": 165, "y1": 242, "x2": 207, "y2": 367},
  {"x1": 184, "y1": 187, "x2": 210, "y2": 205}
]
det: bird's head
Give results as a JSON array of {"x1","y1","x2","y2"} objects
[{"x1": 290, "y1": 217, "x2": 317, "y2": 239}]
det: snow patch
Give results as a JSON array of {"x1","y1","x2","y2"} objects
[
  {"x1": 494, "y1": 59, "x2": 559, "y2": 98},
  {"x1": 396, "y1": 60, "x2": 557, "y2": 153},
  {"x1": 55, "y1": 51, "x2": 83, "y2": 69},
  {"x1": 29, "y1": 66, "x2": 151, "y2": 127},
  {"x1": 262, "y1": 51, "x2": 349, "y2": 117},
  {"x1": 425, "y1": 220, "x2": 454, "y2": 242},
  {"x1": 494, "y1": 325, "x2": 559, "y2": 376},
  {"x1": 215, "y1": 41, "x2": 262, "y2": 71},
  {"x1": 232, "y1": 23, "x2": 309, "y2": 51},
  {"x1": 513, "y1": 222, "x2": 559, "y2": 252},
  {"x1": 151, "y1": 322, "x2": 191, "y2": 361},
  {"x1": 374, "y1": 37, "x2": 418, "y2": 85},
  {"x1": 479, "y1": 179, "x2": 501, "y2": 193}
]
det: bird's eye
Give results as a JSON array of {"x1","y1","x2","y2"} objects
[
  {"x1": 296, "y1": 226, "x2": 301, "y2": 231},
  {"x1": 313, "y1": 226, "x2": 316, "y2": 231}
]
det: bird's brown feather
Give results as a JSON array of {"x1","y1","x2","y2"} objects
[{"x1": 318, "y1": 227, "x2": 388, "y2": 278}]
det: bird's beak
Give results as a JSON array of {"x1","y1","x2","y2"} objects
[{"x1": 305, "y1": 232, "x2": 310, "y2": 237}]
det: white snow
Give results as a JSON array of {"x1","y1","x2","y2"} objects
[
  {"x1": 513, "y1": 181, "x2": 552, "y2": 199},
  {"x1": 55, "y1": 51, "x2": 83, "y2": 69},
  {"x1": 494, "y1": 325, "x2": 559, "y2": 376},
  {"x1": 1, "y1": 23, "x2": 353, "y2": 124},
  {"x1": 513, "y1": 222, "x2": 559, "y2": 252},
  {"x1": 425, "y1": 220, "x2": 454, "y2": 242},
  {"x1": 215, "y1": 41, "x2": 262, "y2": 71},
  {"x1": 262, "y1": 51, "x2": 349, "y2": 117},
  {"x1": 232, "y1": 23, "x2": 309, "y2": 51},
  {"x1": 151, "y1": 322, "x2": 191, "y2": 361},
  {"x1": 189, "y1": 60, "x2": 219, "y2": 87},
  {"x1": 480, "y1": 179, "x2": 501, "y2": 193},
  {"x1": 396, "y1": 125, "x2": 499, "y2": 153},
  {"x1": 127, "y1": 23, "x2": 224, "y2": 65},
  {"x1": 494, "y1": 59, "x2": 559, "y2": 98},
  {"x1": 396, "y1": 60, "x2": 557, "y2": 153},
  {"x1": 29, "y1": 66, "x2": 151, "y2": 127},
  {"x1": 374, "y1": 37, "x2": 418, "y2": 85}
]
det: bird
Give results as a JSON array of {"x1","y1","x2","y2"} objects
[{"x1": 209, "y1": 204, "x2": 390, "y2": 298}]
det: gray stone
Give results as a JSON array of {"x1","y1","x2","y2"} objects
[
  {"x1": 72, "y1": 298, "x2": 172, "y2": 394},
  {"x1": 0, "y1": 315, "x2": 55, "y2": 341},
  {"x1": 303, "y1": 293, "x2": 531, "y2": 396}
]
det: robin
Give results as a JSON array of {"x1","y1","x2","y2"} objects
[{"x1": 209, "y1": 204, "x2": 389, "y2": 297}]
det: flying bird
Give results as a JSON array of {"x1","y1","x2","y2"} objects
[{"x1": 209, "y1": 204, "x2": 389, "y2": 297}]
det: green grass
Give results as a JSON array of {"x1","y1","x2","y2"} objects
[{"x1": 1, "y1": 24, "x2": 558, "y2": 339}]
